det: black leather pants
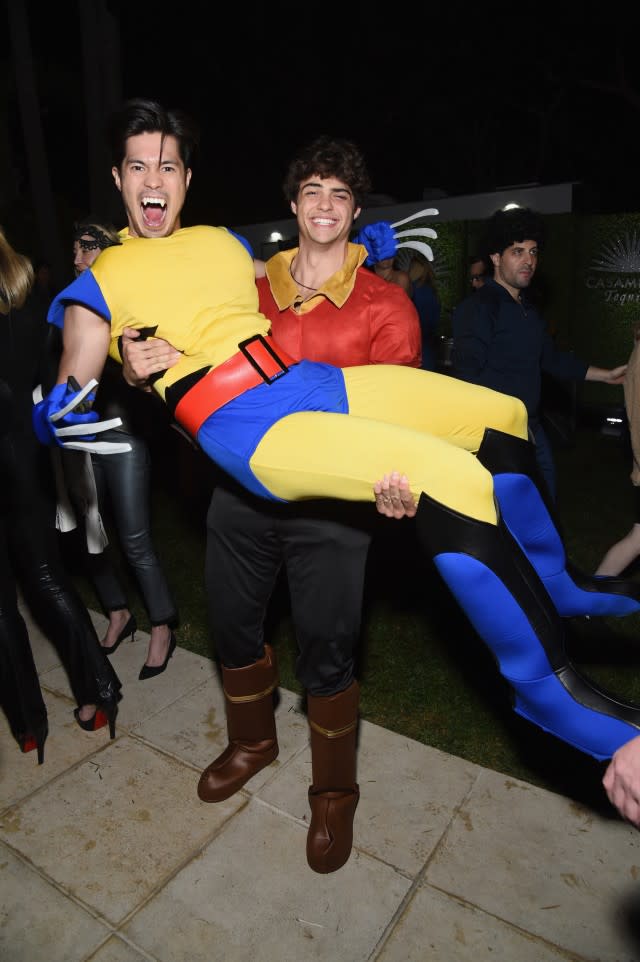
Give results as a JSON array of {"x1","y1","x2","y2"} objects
[
  {"x1": 90, "y1": 430, "x2": 177, "y2": 626},
  {"x1": 0, "y1": 431, "x2": 120, "y2": 711}
]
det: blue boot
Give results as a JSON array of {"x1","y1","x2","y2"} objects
[
  {"x1": 477, "y1": 428, "x2": 640, "y2": 618},
  {"x1": 415, "y1": 492, "x2": 640, "y2": 761}
]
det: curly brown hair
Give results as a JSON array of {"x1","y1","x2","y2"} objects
[{"x1": 283, "y1": 136, "x2": 372, "y2": 208}]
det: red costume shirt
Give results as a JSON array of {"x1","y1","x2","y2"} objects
[{"x1": 258, "y1": 243, "x2": 421, "y2": 368}]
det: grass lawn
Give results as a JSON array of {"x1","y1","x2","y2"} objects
[{"x1": 69, "y1": 408, "x2": 640, "y2": 810}]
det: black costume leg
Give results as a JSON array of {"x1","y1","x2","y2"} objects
[
  {"x1": 477, "y1": 428, "x2": 640, "y2": 617},
  {"x1": 415, "y1": 492, "x2": 640, "y2": 760},
  {"x1": 282, "y1": 503, "x2": 371, "y2": 696},
  {"x1": 205, "y1": 484, "x2": 283, "y2": 667}
]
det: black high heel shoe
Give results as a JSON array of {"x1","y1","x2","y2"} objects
[
  {"x1": 102, "y1": 614, "x2": 137, "y2": 655},
  {"x1": 17, "y1": 720, "x2": 49, "y2": 765},
  {"x1": 139, "y1": 632, "x2": 177, "y2": 681},
  {"x1": 74, "y1": 701, "x2": 118, "y2": 739}
]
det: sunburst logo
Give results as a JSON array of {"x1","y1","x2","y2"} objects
[{"x1": 591, "y1": 232, "x2": 640, "y2": 272}]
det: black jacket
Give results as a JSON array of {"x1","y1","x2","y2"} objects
[{"x1": 452, "y1": 279, "x2": 587, "y2": 418}]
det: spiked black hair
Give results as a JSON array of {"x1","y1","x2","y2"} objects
[{"x1": 109, "y1": 98, "x2": 200, "y2": 172}]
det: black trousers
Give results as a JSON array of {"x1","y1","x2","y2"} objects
[
  {"x1": 205, "y1": 483, "x2": 373, "y2": 696},
  {"x1": 0, "y1": 429, "x2": 120, "y2": 714}
]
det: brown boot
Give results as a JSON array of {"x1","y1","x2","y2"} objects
[
  {"x1": 306, "y1": 680, "x2": 360, "y2": 874},
  {"x1": 198, "y1": 645, "x2": 279, "y2": 803}
]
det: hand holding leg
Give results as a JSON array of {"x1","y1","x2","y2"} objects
[{"x1": 374, "y1": 472, "x2": 417, "y2": 519}]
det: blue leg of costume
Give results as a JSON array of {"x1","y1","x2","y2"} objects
[
  {"x1": 415, "y1": 493, "x2": 640, "y2": 760},
  {"x1": 477, "y1": 428, "x2": 640, "y2": 618}
]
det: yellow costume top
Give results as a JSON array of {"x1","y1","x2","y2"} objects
[{"x1": 54, "y1": 225, "x2": 269, "y2": 401}]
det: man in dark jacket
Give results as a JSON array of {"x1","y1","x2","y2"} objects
[{"x1": 452, "y1": 207, "x2": 625, "y2": 499}]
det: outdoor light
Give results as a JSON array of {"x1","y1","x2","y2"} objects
[
  {"x1": 268, "y1": 231, "x2": 283, "y2": 242},
  {"x1": 600, "y1": 409, "x2": 627, "y2": 440},
  {"x1": 503, "y1": 203, "x2": 521, "y2": 211}
]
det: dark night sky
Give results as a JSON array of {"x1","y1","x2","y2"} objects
[{"x1": 6, "y1": 4, "x2": 640, "y2": 236}]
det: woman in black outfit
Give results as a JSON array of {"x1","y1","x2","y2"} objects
[
  {"x1": 0, "y1": 227, "x2": 121, "y2": 762},
  {"x1": 69, "y1": 219, "x2": 178, "y2": 678}
]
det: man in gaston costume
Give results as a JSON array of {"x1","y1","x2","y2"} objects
[
  {"x1": 36, "y1": 99, "x2": 640, "y2": 857},
  {"x1": 121, "y1": 133, "x2": 423, "y2": 875}
]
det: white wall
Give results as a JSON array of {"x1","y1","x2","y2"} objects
[{"x1": 232, "y1": 183, "x2": 576, "y2": 260}]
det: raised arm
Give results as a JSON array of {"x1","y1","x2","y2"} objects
[{"x1": 56, "y1": 303, "x2": 112, "y2": 386}]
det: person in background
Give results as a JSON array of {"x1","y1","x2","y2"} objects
[
  {"x1": 450, "y1": 255, "x2": 489, "y2": 325},
  {"x1": 408, "y1": 255, "x2": 441, "y2": 370},
  {"x1": 0, "y1": 226, "x2": 121, "y2": 760},
  {"x1": 468, "y1": 254, "x2": 489, "y2": 290},
  {"x1": 596, "y1": 324, "x2": 640, "y2": 577},
  {"x1": 372, "y1": 255, "x2": 413, "y2": 295},
  {"x1": 452, "y1": 207, "x2": 627, "y2": 500},
  {"x1": 63, "y1": 218, "x2": 178, "y2": 680}
]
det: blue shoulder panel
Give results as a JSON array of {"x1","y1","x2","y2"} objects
[
  {"x1": 227, "y1": 229, "x2": 255, "y2": 259},
  {"x1": 47, "y1": 270, "x2": 112, "y2": 329}
]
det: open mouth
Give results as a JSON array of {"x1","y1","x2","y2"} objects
[{"x1": 141, "y1": 196, "x2": 167, "y2": 229}]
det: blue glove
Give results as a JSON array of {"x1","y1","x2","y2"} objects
[
  {"x1": 352, "y1": 221, "x2": 397, "y2": 267},
  {"x1": 32, "y1": 379, "x2": 131, "y2": 453},
  {"x1": 228, "y1": 229, "x2": 255, "y2": 259},
  {"x1": 33, "y1": 382, "x2": 98, "y2": 446}
]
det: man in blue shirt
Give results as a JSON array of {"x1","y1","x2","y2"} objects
[{"x1": 452, "y1": 207, "x2": 625, "y2": 500}]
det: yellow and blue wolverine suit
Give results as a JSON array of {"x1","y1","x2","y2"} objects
[{"x1": 47, "y1": 225, "x2": 640, "y2": 761}]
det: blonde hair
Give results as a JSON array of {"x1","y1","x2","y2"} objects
[{"x1": 0, "y1": 227, "x2": 34, "y2": 314}]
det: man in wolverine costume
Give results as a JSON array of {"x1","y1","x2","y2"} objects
[{"x1": 35, "y1": 98, "x2": 640, "y2": 848}]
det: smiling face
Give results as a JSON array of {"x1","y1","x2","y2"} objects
[
  {"x1": 111, "y1": 131, "x2": 191, "y2": 238},
  {"x1": 491, "y1": 240, "x2": 538, "y2": 299},
  {"x1": 291, "y1": 176, "x2": 360, "y2": 249}
]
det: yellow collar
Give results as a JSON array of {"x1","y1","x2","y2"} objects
[{"x1": 265, "y1": 243, "x2": 368, "y2": 310}]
